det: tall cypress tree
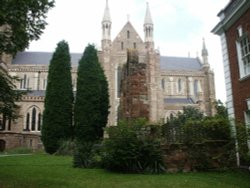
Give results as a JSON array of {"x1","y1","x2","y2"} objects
[
  {"x1": 74, "y1": 44, "x2": 109, "y2": 142},
  {"x1": 42, "y1": 40, "x2": 73, "y2": 154}
]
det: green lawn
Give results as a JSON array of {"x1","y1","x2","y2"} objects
[{"x1": 0, "y1": 154, "x2": 249, "y2": 188}]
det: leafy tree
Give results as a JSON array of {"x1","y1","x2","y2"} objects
[
  {"x1": 42, "y1": 41, "x2": 74, "y2": 154},
  {"x1": 0, "y1": 71, "x2": 24, "y2": 123},
  {"x1": 214, "y1": 100, "x2": 228, "y2": 119},
  {"x1": 74, "y1": 44, "x2": 109, "y2": 143},
  {"x1": 0, "y1": 0, "x2": 54, "y2": 54}
]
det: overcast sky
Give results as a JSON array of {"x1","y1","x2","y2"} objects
[{"x1": 27, "y1": 0, "x2": 229, "y2": 102}]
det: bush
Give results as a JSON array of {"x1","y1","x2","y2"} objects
[
  {"x1": 102, "y1": 122, "x2": 165, "y2": 174},
  {"x1": 236, "y1": 123, "x2": 250, "y2": 166},
  {"x1": 73, "y1": 141, "x2": 102, "y2": 168},
  {"x1": 202, "y1": 117, "x2": 231, "y2": 141},
  {"x1": 55, "y1": 140, "x2": 75, "y2": 156}
]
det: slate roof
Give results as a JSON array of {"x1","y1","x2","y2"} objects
[
  {"x1": 164, "y1": 98, "x2": 195, "y2": 104},
  {"x1": 12, "y1": 52, "x2": 203, "y2": 72},
  {"x1": 26, "y1": 90, "x2": 45, "y2": 97},
  {"x1": 12, "y1": 52, "x2": 82, "y2": 66},
  {"x1": 160, "y1": 56, "x2": 202, "y2": 71}
]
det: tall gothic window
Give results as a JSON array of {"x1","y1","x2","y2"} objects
[
  {"x1": 31, "y1": 108, "x2": 36, "y2": 131},
  {"x1": 20, "y1": 74, "x2": 29, "y2": 89},
  {"x1": 24, "y1": 106, "x2": 41, "y2": 132},
  {"x1": 25, "y1": 113, "x2": 30, "y2": 131},
  {"x1": 116, "y1": 66, "x2": 122, "y2": 98},
  {"x1": 127, "y1": 30, "x2": 130, "y2": 39},
  {"x1": 121, "y1": 42, "x2": 124, "y2": 50},
  {"x1": 38, "y1": 113, "x2": 42, "y2": 131},
  {"x1": 161, "y1": 79, "x2": 165, "y2": 90},
  {"x1": 43, "y1": 79, "x2": 47, "y2": 90},
  {"x1": 23, "y1": 74, "x2": 27, "y2": 88},
  {"x1": 133, "y1": 42, "x2": 136, "y2": 49},
  {"x1": 178, "y1": 79, "x2": 182, "y2": 93},
  {"x1": 194, "y1": 80, "x2": 199, "y2": 96}
]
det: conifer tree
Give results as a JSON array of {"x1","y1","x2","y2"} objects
[
  {"x1": 42, "y1": 41, "x2": 73, "y2": 154},
  {"x1": 74, "y1": 44, "x2": 109, "y2": 142}
]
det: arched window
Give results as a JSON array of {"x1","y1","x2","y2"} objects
[
  {"x1": 121, "y1": 42, "x2": 124, "y2": 50},
  {"x1": 24, "y1": 106, "x2": 42, "y2": 132},
  {"x1": 43, "y1": 79, "x2": 47, "y2": 90},
  {"x1": 31, "y1": 108, "x2": 36, "y2": 131},
  {"x1": 133, "y1": 42, "x2": 136, "y2": 49},
  {"x1": 161, "y1": 79, "x2": 165, "y2": 90},
  {"x1": 127, "y1": 30, "x2": 130, "y2": 39},
  {"x1": 25, "y1": 113, "x2": 30, "y2": 131},
  {"x1": 178, "y1": 79, "x2": 182, "y2": 93},
  {"x1": 38, "y1": 113, "x2": 42, "y2": 131},
  {"x1": 23, "y1": 74, "x2": 27, "y2": 88},
  {"x1": 194, "y1": 80, "x2": 199, "y2": 96}
]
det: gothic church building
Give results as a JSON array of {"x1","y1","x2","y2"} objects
[{"x1": 0, "y1": 1, "x2": 216, "y2": 150}]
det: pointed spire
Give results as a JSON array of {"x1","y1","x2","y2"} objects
[
  {"x1": 144, "y1": 2, "x2": 154, "y2": 47},
  {"x1": 102, "y1": 0, "x2": 112, "y2": 49},
  {"x1": 144, "y1": 2, "x2": 153, "y2": 25},
  {"x1": 103, "y1": 0, "x2": 111, "y2": 23},
  {"x1": 202, "y1": 38, "x2": 209, "y2": 65},
  {"x1": 202, "y1": 38, "x2": 208, "y2": 57}
]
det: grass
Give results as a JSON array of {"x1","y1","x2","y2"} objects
[{"x1": 0, "y1": 154, "x2": 249, "y2": 188}]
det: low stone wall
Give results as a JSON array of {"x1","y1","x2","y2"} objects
[
  {"x1": 162, "y1": 141, "x2": 234, "y2": 172},
  {"x1": 0, "y1": 132, "x2": 42, "y2": 151}
]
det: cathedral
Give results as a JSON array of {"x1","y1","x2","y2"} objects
[{"x1": 0, "y1": 1, "x2": 216, "y2": 150}]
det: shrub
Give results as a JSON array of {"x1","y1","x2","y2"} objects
[
  {"x1": 73, "y1": 141, "x2": 102, "y2": 168},
  {"x1": 202, "y1": 117, "x2": 231, "y2": 141},
  {"x1": 55, "y1": 140, "x2": 75, "y2": 156},
  {"x1": 236, "y1": 123, "x2": 250, "y2": 166},
  {"x1": 102, "y1": 122, "x2": 165, "y2": 174}
]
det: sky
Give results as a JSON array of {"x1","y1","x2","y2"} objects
[{"x1": 27, "y1": 0, "x2": 230, "y2": 102}]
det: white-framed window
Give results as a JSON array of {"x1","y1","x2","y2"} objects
[
  {"x1": 246, "y1": 98, "x2": 250, "y2": 128},
  {"x1": 236, "y1": 29, "x2": 250, "y2": 78}
]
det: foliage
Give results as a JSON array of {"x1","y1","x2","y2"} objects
[
  {"x1": 42, "y1": 41, "x2": 74, "y2": 154},
  {"x1": 74, "y1": 44, "x2": 109, "y2": 143},
  {"x1": 0, "y1": 71, "x2": 24, "y2": 121},
  {"x1": 73, "y1": 141, "x2": 102, "y2": 168},
  {"x1": 0, "y1": 0, "x2": 54, "y2": 54},
  {"x1": 102, "y1": 121, "x2": 165, "y2": 174},
  {"x1": 214, "y1": 100, "x2": 228, "y2": 119},
  {"x1": 163, "y1": 107, "x2": 231, "y2": 144},
  {"x1": 236, "y1": 123, "x2": 250, "y2": 166},
  {"x1": 55, "y1": 140, "x2": 75, "y2": 156},
  {"x1": 182, "y1": 117, "x2": 231, "y2": 143},
  {"x1": 176, "y1": 106, "x2": 204, "y2": 125}
]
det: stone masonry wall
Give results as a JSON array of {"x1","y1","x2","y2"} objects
[{"x1": 119, "y1": 49, "x2": 149, "y2": 120}]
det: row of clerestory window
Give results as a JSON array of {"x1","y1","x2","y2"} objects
[{"x1": 161, "y1": 78, "x2": 201, "y2": 96}]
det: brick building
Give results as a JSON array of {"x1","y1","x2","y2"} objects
[{"x1": 212, "y1": 0, "x2": 250, "y2": 154}]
